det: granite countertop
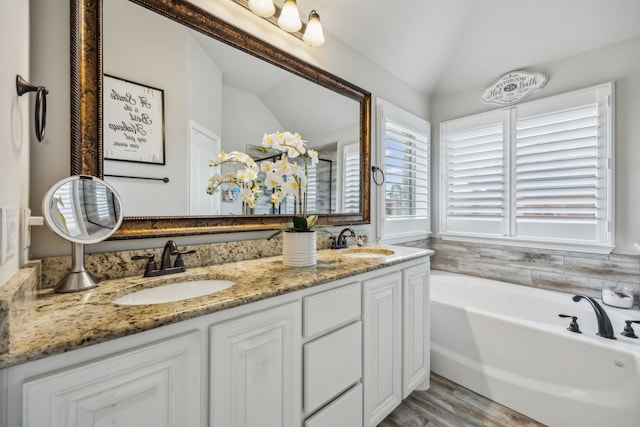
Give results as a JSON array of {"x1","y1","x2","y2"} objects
[{"x1": 0, "y1": 245, "x2": 432, "y2": 369}]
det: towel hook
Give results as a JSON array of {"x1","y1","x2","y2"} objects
[{"x1": 16, "y1": 75, "x2": 49, "y2": 142}]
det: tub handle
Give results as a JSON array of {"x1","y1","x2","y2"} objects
[
  {"x1": 621, "y1": 320, "x2": 640, "y2": 339},
  {"x1": 558, "y1": 314, "x2": 581, "y2": 334}
]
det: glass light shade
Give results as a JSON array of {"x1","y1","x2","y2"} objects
[
  {"x1": 278, "y1": 0, "x2": 302, "y2": 32},
  {"x1": 302, "y1": 10, "x2": 325, "y2": 46},
  {"x1": 248, "y1": 0, "x2": 275, "y2": 18}
]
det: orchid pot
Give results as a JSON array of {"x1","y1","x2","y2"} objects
[{"x1": 282, "y1": 230, "x2": 317, "y2": 267}]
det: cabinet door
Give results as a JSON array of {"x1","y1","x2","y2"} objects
[
  {"x1": 402, "y1": 263, "x2": 430, "y2": 398},
  {"x1": 22, "y1": 331, "x2": 202, "y2": 427},
  {"x1": 209, "y1": 302, "x2": 300, "y2": 427},
  {"x1": 362, "y1": 272, "x2": 402, "y2": 427}
]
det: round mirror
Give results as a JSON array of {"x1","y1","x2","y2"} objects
[
  {"x1": 43, "y1": 175, "x2": 123, "y2": 293},
  {"x1": 43, "y1": 175, "x2": 123, "y2": 244}
]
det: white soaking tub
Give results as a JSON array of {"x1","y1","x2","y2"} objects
[{"x1": 430, "y1": 270, "x2": 640, "y2": 427}]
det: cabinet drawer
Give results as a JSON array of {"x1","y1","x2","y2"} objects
[
  {"x1": 305, "y1": 383, "x2": 363, "y2": 427},
  {"x1": 303, "y1": 282, "x2": 361, "y2": 338},
  {"x1": 304, "y1": 321, "x2": 362, "y2": 414}
]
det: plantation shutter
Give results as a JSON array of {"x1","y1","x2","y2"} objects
[
  {"x1": 439, "y1": 82, "x2": 613, "y2": 252},
  {"x1": 513, "y1": 86, "x2": 611, "y2": 243},
  {"x1": 342, "y1": 143, "x2": 360, "y2": 213},
  {"x1": 440, "y1": 110, "x2": 507, "y2": 236},
  {"x1": 306, "y1": 164, "x2": 317, "y2": 213},
  {"x1": 384, "y1": 120, "x2": 430, "y2": 218},
  {"x1": 54, "y1": 181, "x2": 83, "y2": 238},
  {"x1": 377, "y1": 100, "x2": 431, "y2": 243}
]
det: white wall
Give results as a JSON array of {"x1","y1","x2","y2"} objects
[
  {"x1": 186, "y1": 33, "x2": 222, "y2": 139},
  {"x1": 222, "y1": 85, "x2": 282, "y2": 153},
  {"x1": 103, "y1": 0, "x2": 204, "y2": 216},
  {"x1": 28, "y1": 0, "x2": 428, "y2": 258},
  {"x1": 430, "y1": 37, "x2": 640, "y2": 254},
  {"x1": 0, "y1": 0, "x2": 30, "y2": 285},
  {"x1": 188, "y1": 1, "x2": 430, "y2": 121}
]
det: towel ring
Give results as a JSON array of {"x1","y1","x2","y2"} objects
[
  {"x1": 16, "y1": 75, "x2": 49, "y2": 142},
  {"x1": 371, "y1": 165, "x2": 385, "y2": 186}
]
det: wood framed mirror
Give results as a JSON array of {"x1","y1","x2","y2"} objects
[{"x1": 71, "y1": 0, "x2": 371, "y2": 239}]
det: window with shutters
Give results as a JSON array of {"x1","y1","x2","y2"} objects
[
  {"x1": 440, "y1": 82, "x2": 614, "y2": 253},
  {"x1": 305, "y1": 164, "x2": 318, "y2": 213},
  {"x1": 54, "y1": 181, "x2": 84, "y2": 238},
  {"x1": 280, "y1": 163, "x2": 317, "y2": 215},
  {"x1": 342, "y1": 143, "x2": 360, "y2": 213},
  {"x1": 377, "y1": 99, "x2": 431, "y2": 243}
]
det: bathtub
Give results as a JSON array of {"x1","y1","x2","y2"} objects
[{"x1": 430, "y1": 270, "x2": 640, "y2": 427}]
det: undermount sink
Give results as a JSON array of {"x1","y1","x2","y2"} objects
[
  {"x1": 340, "y1": 248, "x2": 395, "y2": 258},
  {"x1": 113, "y1": 279, "x2": 234, "y2": 305}
]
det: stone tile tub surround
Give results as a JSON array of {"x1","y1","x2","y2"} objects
[{"x1": 430, "y1": 237, "x2": 640, "y2": 308}]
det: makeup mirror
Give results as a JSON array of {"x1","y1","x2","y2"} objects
[{"x1": 43, "y1": 175, "x2": 123, "y2": 292}]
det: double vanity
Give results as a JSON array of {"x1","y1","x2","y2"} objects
[
  {"x1": 0, "y1": 245, "x2": 432, "y2": 427},
  {"x1": 2, "y1": 0, "x2": 433, "y2": 424}
]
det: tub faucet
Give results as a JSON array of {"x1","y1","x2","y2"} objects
[{"x1": 572, "y1": 295, "x2": 616, "y2": 339}]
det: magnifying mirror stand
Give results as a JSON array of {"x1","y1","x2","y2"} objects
[
  {"x1": 43, "y1": 175, "x2": 123, "y2": 293},
  {"x1": 55, "y1": 242, "x2": 98, "y2": 293}
]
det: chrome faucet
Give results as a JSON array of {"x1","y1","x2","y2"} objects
[
  {"x1": 332, "y1": 228, "x2": 356, "y2": 249},
  {"x1": 132, "y1": 240, "x2": 196, "y2": 277},
  {"x1": 572, "y1": 294, "x2": 616, "y2": 339}
]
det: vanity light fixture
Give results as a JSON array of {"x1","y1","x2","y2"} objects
[
  {"x1": 277, "y1": 0, "x2": 302, "y2": 32},
  {"x1": 248, "y1": 0, "x2": 276, "y2": 17},
  {"x1": 302, "y1": 10, "x2": 325, "y2": 46},
  {"x1": 232, "y1": 0, "x2": 325, "y2": 46}
]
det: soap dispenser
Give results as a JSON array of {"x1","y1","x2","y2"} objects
[{"x1": 601, "y1": 283, "x2": 635, "y2": 309}]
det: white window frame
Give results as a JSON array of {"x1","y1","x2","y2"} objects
[
  {"x1": 439, "y1": 82, "x2": 615, "y2": 253},
  {"x1": 376, "y1": 99, "x2": 431, "y2": 244}
]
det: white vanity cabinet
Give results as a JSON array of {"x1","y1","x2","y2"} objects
[
  {"x1": 363, "y1": 271, "x2": 403, "y2": 426},
  {"x1": 1, "y1": 252, "x2": 431, "y2": 427},
  {"x1": 209, "y1": 301, "x2": 300, "y2": 427},
  {"x1": 18, "y1": 331, "x2": 202, "y2": 427},
  {"x1": 401, "y1": 263, "x2": 430, "y2": 398},
  {"x1": 363, "y1": 260, "x2": 431, "y2": 427},
  {"x1": 302, "y1": 282, "x2": 363, "y2": 426}
]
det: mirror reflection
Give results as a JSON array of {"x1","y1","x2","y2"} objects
[
  {"x1": 43, "y1": 176, "x2": 123, "y2": 244},
  {"x1": 102, "y1": 0, "x2": 360, "y2": 217}
]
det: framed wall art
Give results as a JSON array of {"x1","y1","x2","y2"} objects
[{"x1": 103, "y1": 74, "x2": 166, "y2": 165}]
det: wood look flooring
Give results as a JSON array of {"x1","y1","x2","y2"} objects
[{"x1": 378, "y1": 373, "x2": 546, "y2": 427}]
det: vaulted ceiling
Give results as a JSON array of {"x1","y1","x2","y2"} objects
[{"x1": 302, "y1": 0, "x2": 640, "y2": 96}]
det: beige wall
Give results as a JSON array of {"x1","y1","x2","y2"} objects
[
  {"x1": 431, "y1": 37, "x2": 640, "y2": 254},
  {"x1": 0, "y1": 0, "x2": 30, "y2": 285}
]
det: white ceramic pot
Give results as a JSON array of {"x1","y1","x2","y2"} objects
[{"x1": 282, "y1": 230, "x2": 317, "y2": 267}]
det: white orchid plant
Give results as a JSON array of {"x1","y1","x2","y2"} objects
[
  {"x1": 207, "y1": 131, "x2": 322, "y2": 237},
  {"x1": 206, "y1": 151, "x2": 261, "y2": 208}
]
